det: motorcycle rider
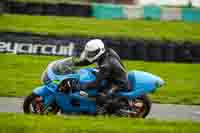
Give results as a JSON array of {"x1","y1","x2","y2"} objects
[
  {"x1": 41, "y1": 39, "x2": 127, "y2": 111},
  {"x1": 74, "y1": 39, "x2": 128, "y2": 107},
  {"x1": 41, "y1": 39, "x2": 127, "y2": 94}
]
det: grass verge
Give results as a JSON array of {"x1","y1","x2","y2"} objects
[
  {"x1": 0, "y1": 54, "x2": 200, "y2": 105},
  {"x1": 1, "y1": 14, "x2": 200, "y2": 42},
  {"x1": 0, "y1": 113, "x2": 200, "y2": 133}
]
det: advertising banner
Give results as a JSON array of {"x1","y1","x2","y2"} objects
[
  {"x1": 0, "y1": 32, "x2": 199, "y2": 63},
  {"x1": 92, "y1": 4, "x2": 125, "y2": 19},
  {"x1": 0, "y1": 32, "x2": 132, "y2": 59},
  {"x1": 182, "y1": 8, "x2": 200, "y2": 22},
  {"x1": 143, "y1": 5, "x2": 161, "y2": 20},
  {"x1": 161, "y1": 7, "x2": 182, "y2": 21},
  {"x1": 124, "y1": 6, "x2": 143, "y2": 19}
]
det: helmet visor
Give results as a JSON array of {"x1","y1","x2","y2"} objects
[{"x1": 86, "y1": 49, "x2": 100, "y2": 58}]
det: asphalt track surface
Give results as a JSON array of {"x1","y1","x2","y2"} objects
[{"x1": 0, "y1": 97, "x2": 200, "y2": 121}]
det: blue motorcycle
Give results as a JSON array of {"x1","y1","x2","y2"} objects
[{"x1": 23, "y1": 58, "x2": 164, "y2": 118}]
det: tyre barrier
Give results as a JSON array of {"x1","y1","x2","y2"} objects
[
  {"x1": 0, "y1": 32, "x2": 200, "y2": 63},
  {"x1": 101, "y1": 38, "x2": 127, "y2": 59},
  {"x1": 58, "y1": 3, "x2": 91, "y2": 17},
  {"x1": 4, "y1": 1, "x2": 91, "y2": 17},
  {"x1": 175, "y1": 43, "x2": 193, "y2": 62},
  {"x1": 5, "y1": 1, "x2": 28, "y2": 14},
  {"x1": 3, "y1": 1, "x2": 200, "y2": 22},
  {"x1": 146, "y1": 42, "x2": 163, "y2": 61},
  {"x1": 25, "y1": 3, "x2": 43, "y2": 15},
  {"x1": 162, "y1": 42, "x2": 176, "y2": 62},
  {"x1": 0, "y1": 1, "x2": 3, "y2": 15},
  {"x1": 190, "y1": 44, "x2": 200, "y2": 63},
  {"x1": 41, "y1": 3, "x2": 59, "y2": 16}
]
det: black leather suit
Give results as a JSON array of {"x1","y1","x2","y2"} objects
[{"x1": 75, "y1": 48, "x2": 128, "y2": 93}]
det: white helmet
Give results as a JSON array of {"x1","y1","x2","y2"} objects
[{"x1": 82, "y1": 39, "x2": 106, "y2": 63}]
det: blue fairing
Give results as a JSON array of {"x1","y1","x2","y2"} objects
[
  {"x1": 33, "y1": 66, "x2": 81, "y2": 106},
  {"x1": 55, "y1": 93, "x2": 96, "y2": 113},
  {"x1": 134, "y1": 71, "x2": 164, "y2": 91},
  {"x1": 116, "y1": 70, "x2": 164, "y2": 99},
  {"x1": 84, "y1": 89, "x2": 97, "y2": 97},
  {"x1": 33, "y1": 68, "x2": 96, "y2": 97},
  {"x1": 33, "y1": 86, "x2": 53, "y2": 96},
  {"x1": 32, "y1": 66, "x2": 164, "y2": 114},
  {"x1": 78, "y1": 68, "x2": 96, "y2": 84},
  {"x1": 33, "y1": 85, "x2": 56, "y2": 105}
]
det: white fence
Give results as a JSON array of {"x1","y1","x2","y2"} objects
[{"x1": 138, "y1": 0, "x2": 200, "y2": 7}]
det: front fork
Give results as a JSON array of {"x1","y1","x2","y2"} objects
[
  {"x1": 32, "y1": 96, "x2": 44, "y2": 113},
  {"x1": 32, "y1": 85, "x2": 57, "y2": 114},
  {"x1": 31, "y1": 93, "x2": 57, "y2": 114}
]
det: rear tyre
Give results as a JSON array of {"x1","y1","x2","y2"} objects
[
  {"x1": 130, "y1": 95, "x2": 152, "y2": 118},
  {"x1": 114, "y1": 95, "x2": 152, "y2": 118},
  {"x1": 23, "y1": 93, "x2": 59, "y2": 115}
]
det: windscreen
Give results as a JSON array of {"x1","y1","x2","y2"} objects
[{"x1": 51, "y1": 57, "x2": 75, "y2": 75}]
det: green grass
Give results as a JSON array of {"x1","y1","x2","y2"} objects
[
  {"x1": 0, "y1": 113, "x2": 200, "y2": 133},
  {"x1": 1, "y1": 53, "x2": 200, "y2": 105},
  {"x1": 1, "y1": 14, "x2": 200, "y2": 42}
]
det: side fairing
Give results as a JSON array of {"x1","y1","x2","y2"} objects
[
  {"x1": 133, "y1": 70, "x2": 164, "y2": 92},
  {"x1": 117, "y1": 70, "x2": 164, "y2": 99},
  {"x1": 55, "y1": 93, "x2": 96, "y2": 114}
]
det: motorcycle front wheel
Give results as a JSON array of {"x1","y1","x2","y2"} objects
[{"x1": 23, "y1": 93, "x2": 59, "y2": 115}]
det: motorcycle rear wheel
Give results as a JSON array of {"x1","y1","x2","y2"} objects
[
  {"x1": 129, "y1": 95, "x2": 152, "y2": 118},
  {"x1": 116, "y1": 95, "x2": 151, "y2": 118}
]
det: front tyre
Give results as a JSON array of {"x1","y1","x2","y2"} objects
[{"x1": 23, "y1": 93, "x2": 59, "y2": 115}]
